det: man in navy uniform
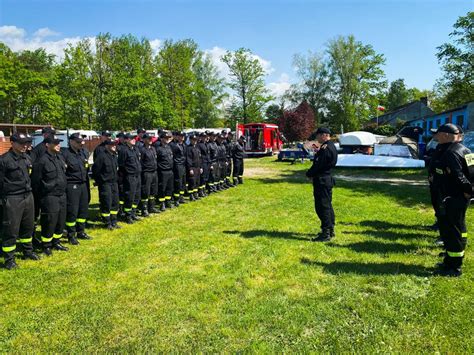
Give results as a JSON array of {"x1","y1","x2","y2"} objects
[{"x1": 306, "y1": 127, "x2": 338, "y2": 242}]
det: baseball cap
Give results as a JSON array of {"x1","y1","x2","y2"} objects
[
  {"x1": 11, "y1": 133, "x2": 33, "y2": 144},
  {"x1": 137, "y1": 128, "x2": 146, "y2": 134},
  {"x1": 101, "y1": 130, "x2": 112, "y2": 137},
  {"x1": 42, "y1": 127, "x2": 55, "y2": 135},
  {"x1": 142, "y1": 133, "x2": 153, "y2": 140},
  {"x1": 430, "y1": 123, "x2": 460, "y2": 135},
  {"x1": 104, "y1": 139, "x2": 117, "y2": 145},
  {"x1": 315, "y1": 127, "x2": 331, "y2": 135},
  {"x1": 69, "y1": 132, "x2": 84, "y2": 142},
  {"x1": 44, "y1": 135, "x2": 63, "y2": 144},
  {"x1": 160, "y1": 130, "x2": 173, "y2": 138},
  {"x1": 123, "y1": 133, "x2": 137, "y2": 140}
]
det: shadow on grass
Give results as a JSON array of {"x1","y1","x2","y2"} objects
[
  {"x1": 358, "y1": 220, "x2": 435, "y2": 231},
  {"x1": 224, "y1": 229, "x2": 312, "y2": 242},
  {"x1": 343, "y1": 229, "x2": 430, "y2": 241},
  {"x1": 331, "y1": 240, "x2": 428, "y2": 254},
  {"x1": 301, "y1": 257, "x2": 431, "y2": 276}
]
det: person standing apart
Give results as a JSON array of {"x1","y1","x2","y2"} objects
[{"x1": 306, "y1": 127, "x2": 338, "y2": 242}]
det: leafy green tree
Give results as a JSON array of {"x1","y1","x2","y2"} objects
[
  {"x1": 326, "y1": 35, "x2": 386, "y2": 132},
  {"x1": 221, "y1": 48, "x2": 273, "y2": 123},
  {"x1": 156, "y1": 39, "x2": 198, "y2": 129},
  {"x1": 0, "y1": 43, "x2": 21, "y2": 123},
  {"x1": 92, "y1": 33, "x2": 113, "y2": 129},
  {"x1": 285, "y1": 51, "x2": 330, "y2": 125},
  {"x1": 265, "y1": 103, "x2": 283, "y2": 123},
  {"x1": 16, "y1": 49, "x2": 62, "y2": 125},
  {"x1": 57, "y1": 39, "x2": 95, "y2": 129},
  {"x1": 386, "y1": 79, "x2": 410, "y2": 110},
  {"x1": 192, "y1": 52, "x2": 227, "y2": 128},
  {"x1": 436, "y1": 12, "x2": 474, "y2": 108}
]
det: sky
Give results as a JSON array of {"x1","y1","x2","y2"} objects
[{"x1": 0, "y1": 0, "x2": 472, "y2": 98}]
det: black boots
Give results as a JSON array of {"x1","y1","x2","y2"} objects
[
  {"x1": 165, "y1": 200, "x2": 175, "y2": 209},
  {"x1": 311, "y1": 228, "x2": 334, "y2": 242},
  {"x1": 5, "y1": 259, "x2": 18, "y2": 270},
  {"x1": 141, "y1": 205, "x2": 149, "y2": 217},
  {"x1": 68, "y1": 233, "x2": 80, "y2": 245},
  {"x1": 179, "y1": 195, "x2": 187, "y2": 204},
  {"x1": 148, "y1": 200, "x2": 159, "y2": 213}
]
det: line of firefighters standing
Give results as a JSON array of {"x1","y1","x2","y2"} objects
[{"x1": 0, "y1": 127, "x2": 246, "y2": 270}]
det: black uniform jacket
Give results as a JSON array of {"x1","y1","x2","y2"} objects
[
  {"x1": 306, "y1": 140, "x2": 338, "y2": 183},
  {"x1": 198, "y1": 141, "x2": 210, "y2": 164},
  {"x1": 92, "y1": 150, "x2": 118, "y2": 184},
  {"x1": 156, "y1": 144, "x2": 174, "y2": 171},
  {"x1": 186, "y1": 144, "x2": 202, "y2": 169},
  {"x1": 170, "y1": 141, "x2": 186, "y2": 167},
  {"x1": 231, "y1": 142, "x2": 245, "y2": 160},
  {"x1": 139, "y1": 145, "x2": 158, "y2": 173},
  {"x1": 61, "y1": 147, "x2": 88, "y2": 184},
  {"x1": 0, "y1": 149, "x2": 33, "y2": 197},
  {"x1": 118, "y1": 145, "x2": 141, "y2": 175},
  {"x1": 432, "y1": 142, "x2": 473, "y2": 199},
  {"x1": 32, "y1": 151, "x2": 67, "y2": 196}
]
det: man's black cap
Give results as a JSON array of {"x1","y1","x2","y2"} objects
[
  {"x1": 142, "y1": 133, "x2": 153, "y2": 140},
  {"x1": 315, "y1": 127, "x2": 331, "y2": 135},
  {"x1": 104, "y1": 139, "x2": 117, "y2": 145},
  {"x1": 44, "y1": 135, "x2": 63, "y2": 144},
  {"x1": 199, "y1": 132, "x2": 207, "y2": 137},
  {"x1": 42, "y1": 127, "x2": 55, "y2": 134},
  {"x1": 116, "y1": 132, "x2": 125, "y2": 138},
  {"x1": 174, "y1": 131, "x2": 185, "y2": 136},
  {"x1": 160, "y1": 130, "x2": 173, "y2": 138},
  {"x1": 11, "y1": 133, "x2": 33, "y2": 144},
  {"x1": 189, "y1": 133, "x2": 198, "y2": 140},
  {"x1": 69, "y1": 132, "x2": 83, "y2": 142},
  {"x1": 123, "y1": 133, "x2": 137, "y2": 140},
  {"x1": 430, "y1": 123, "x2": 460, "y2": 135},
  {"x1": 137, "y1": 128, "x2": 146, "y2": 134},
  {"x1": 101, "y1": 130, "x2": 112, "y2": 137}
]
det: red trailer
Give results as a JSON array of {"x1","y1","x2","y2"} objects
[{"x1": 237, "y1": 123, "x2": 283, "y2": 156}]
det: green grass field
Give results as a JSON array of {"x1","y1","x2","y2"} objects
[{"x1": 1, "y1": 157, "x2": 473, "y2": 352}]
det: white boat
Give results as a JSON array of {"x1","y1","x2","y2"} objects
[{"x1": 336, "y1": 154, "x2": 425, "y2": 168}]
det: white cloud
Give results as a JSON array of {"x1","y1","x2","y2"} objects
[
  {"x1": 267, "y1": 73, "x2": 291, "y2": 98},
  {"x1": 149, "y1": 39, "x2": 162, "y2": 55},
  {"x1": 33, "y1": 27, "x2": 60, "y2": 38},
  {"x1": 0, "y1": 25, "x2": 161, "y2": 62}
]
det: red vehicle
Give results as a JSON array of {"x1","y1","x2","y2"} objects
[{"x1": 237, "y1": 123, "x2": 283, "y2": 156}]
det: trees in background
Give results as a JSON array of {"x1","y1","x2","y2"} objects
[
  {"x1": 278, "y1": 101, "x2": 315, "y2": 142},
  {"x1": 221, "y1": 48, "x2": 273, "y2": 124}
]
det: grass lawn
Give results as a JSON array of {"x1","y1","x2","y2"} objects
[{"x1": 1, "y1": 157, "x2": 473, "y2": 352}]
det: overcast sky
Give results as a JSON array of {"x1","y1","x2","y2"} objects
[{"x1": 0, "y1": 0, "x2": 471, "y2": 97}]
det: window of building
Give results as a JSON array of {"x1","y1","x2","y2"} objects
[{"x1": 456, "y1": 115, "x2": 464, "y2": 127}]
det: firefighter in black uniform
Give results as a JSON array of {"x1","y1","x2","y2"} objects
[
  {"x1": 115, "y1": 132, "x2": 126, "y2": 217},
  {"x1": 198, "y1": 132, "x2": 210, "y2": 196},
  {"x1": 32, "y1": 135, "x2": 69, "y2": 255},
  {"x1": 208, "y1": 132, "x2": 219, "y2": 193},
  {"x1": 139, "y1": 133, "x2": 158, "y2": 216},
  {"x1": 186, "y1": 134, "x2": 202, "y2": 201},
  {"x1": 232, "y1": 136, "x2": 246, "y2": 186},
  {"x1": 92, "y1": 139, "x2": 121, "y2": 230},
  {"x1": 430, "y1": 124, "x2": 473, "y2": 277},
  {"x1": 30, "y1": 126, "x2": 55, "y2": 163},
  {"x1": 223, "y1": 131, "x2": 234, "y2": 188},
  {"x1": 93, "y1": 130, "x2": 112, "y2": 161},
  {"x1": 170, "y1": 131, "x2": 188, "y2": 205},
  {"x1": 216, "y1": 134, "x2": 228, "y2": 190},
  {"x1": 118, "y1": 133, "x2": 142, "y2": 224},
  {"x1": 156, "y1": 131, "x2": 175, "y2": 211},
  {"x1": 305, "y1": 127, "x2": 338, "y2": 242},
  {"x1": 62, "y1": 133, "x2": 92, "y2": 245},
  {"x1": 135, "y1": 128, "x2": 146, "y2": 150},
  {"x1": 1, "y1": 133, "x2": 39, "y2": 269}
]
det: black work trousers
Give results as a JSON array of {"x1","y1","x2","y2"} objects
[
  {"x1": 226, "y1": 158, "x2": 232, "y2": 178},
  {"x1": 158, "y1": 170, "x2": 174, "y2": 202},
  {"x1": 141, "y1": 171, "x2": 158, "y2": 204},
  {"x1": 173, "y1": 165, "x2": 186, "y2": 198},
  {"x1": 200, "y1": 162, "x2": 209, "y2": 189},
  {"x1": 429, "y1": 182, "x2": 441, "y2": 221},
  {"x1": 123, "y1": 174, "x2": 141, "y2": 215},
  {"x1": 187, "y1": 168, "x2": 201, "y2": 193},
  {"x1": 439, "y1": 195, "x2": 470, "y2": 269},
  {"x1": 99, "y1": 182, "x2": 120, "y2": 224},
  {"x1": 40, "y1": 194, "x2": 67, "y2": 248},
  {"x1": 66, "y1": 182, "x2": 89, "y2": 235},
  {"x1": 313, "y1": 176, "x2": 335, "y2": 231},
  {"x1": 2, "y1": 193, "x2": 35, "y2": 261},
  {"x1": 233, "y1": 159, "x2": 244, "y2": 178},
  {"x1": 208, "y1": 162, "x2": 218, "y2": 187}
]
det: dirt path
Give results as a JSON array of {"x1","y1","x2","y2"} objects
[{"x1": 334, "y1": 175, "x2": 428, "y2": 186}]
